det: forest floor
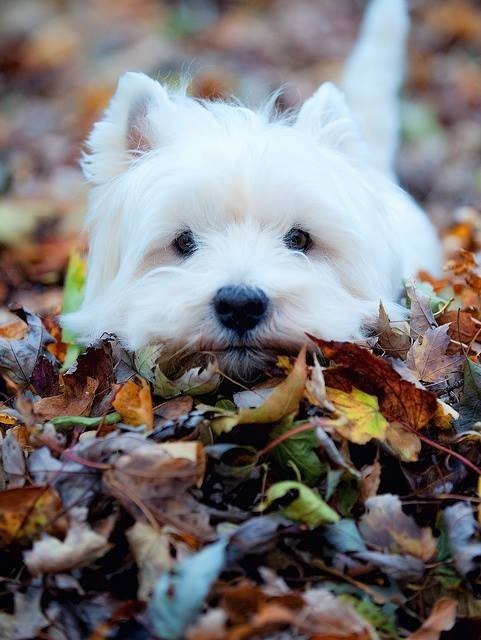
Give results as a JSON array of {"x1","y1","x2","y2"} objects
[{"x1": 1, "y1": 1, "x2": 481, "y2": 638}]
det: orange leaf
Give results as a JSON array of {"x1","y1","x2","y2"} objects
[{"x1": 113, "y1": 377, "x2": 153, "y2": 430}]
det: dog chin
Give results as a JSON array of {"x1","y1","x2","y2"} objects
[{"x1": 215, "y1": 346, "x2": 277, "y2": 381}]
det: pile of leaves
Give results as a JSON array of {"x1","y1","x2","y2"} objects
[{"x1": 1, "y1": 218, "x2": 481, "y2": 639}]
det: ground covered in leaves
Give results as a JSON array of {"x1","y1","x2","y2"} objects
[{"x1": 3, "y1": 0, "x2": 481, "y2": 639}]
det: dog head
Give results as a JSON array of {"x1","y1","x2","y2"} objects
[{"x1": 65, "y1": 72, "x2": 403, "y2": 379}]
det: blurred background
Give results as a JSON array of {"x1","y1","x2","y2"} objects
[{"x1": 1, "y1": 0, "x2": 481, "y2": 318}]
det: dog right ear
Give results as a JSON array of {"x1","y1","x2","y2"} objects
[
  {"x1": 296, "y1": 82, "x2": 365, "y2": 158},
  {"x1": 81, "y1": 72, "x2": 173, "y2": 184}
]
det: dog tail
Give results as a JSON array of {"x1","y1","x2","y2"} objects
[{"x1": 342, "y1": 0, "x2": 409, "y2": 176}]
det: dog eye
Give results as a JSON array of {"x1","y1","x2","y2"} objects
[
  {"x1": 173, "y1": 230, "x2": 197, "y2": 257},
  {"x1": 284, "y1": 228, "x2": 312, "y2": 252}
]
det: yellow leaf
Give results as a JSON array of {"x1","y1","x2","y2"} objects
[
  {"x1": 326, "y1": 387, "x2": 388, "y2": 444},
  {"x1": 0, "y1": 487, "x2": 64, "y2": 547},
  {"x1": 258, "y1": 481, "x2": 339, "y2": 527},
  {"x1": 112, "y1": 376, "x2": 153, "y2": 430},
  {"x1": 211, "y1": 346, "x2": 307, "y2": 435}
]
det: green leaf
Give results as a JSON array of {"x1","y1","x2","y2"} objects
[
  {"x1": 258, "y1": 481, "x2": 339, "y2": 527},
  {"x1": 147, "y1": 538, "x2": 227, "y2": 640},
  {"x1": 326, "y1": 387, "x2": 388, "y2": 444},
  {"x1": 61, "y1": 250, "x2": 86, "y2": 371},
  {"x1": 270, "y1": 418, "x2": 325, "y2": 486},
  {"x1": 341, "y1": 596, "x2": 399, "y2": 639}
]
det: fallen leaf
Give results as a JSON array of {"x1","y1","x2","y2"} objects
[
  {"x1": 406, "y1": 325, "x2": 464, "y2": 383},
  {"x1": 443, "y1": 502, "x2": 481, "y2": 577},
  {"x1": 458, "y1": 358, "x2": 481, "y2": 430},
  {"x1": 359, "y1": 460, "x2": 382, "y2": 502},
  {"x1": 112, "y1": 376, "x2": 153, "y2": 429},
  {"x1": 0, "y1": 587, "x2": 49, "y2": 640},
  {"x1": 258, "y1": 481, "x2": 339, "y2": 527},
  {"x1": 385, "y1": 422, "x2": 422, "y2": 462},
  {"x1": 24, "y1": 517, "x2": 111, "y2": 575},
  {"x1": 312, "y1": 338, "x2": 438, "y2": 430},
  {"x1": 0, "y1": 486, "x2": 64, "y2": 546},
  {"x1": 61, "y1": 248, "x2": 86, "y2": 370},
  {"x1": 376, "y1": 302, "x2": 411, "y2": 358},
  {"x1": 269, "y1": 418, "x2": 324, "y2": 485},
  {"x1": 298, "y1": 588, "x2": 375, "y2": 639},
  {"x1": 2, "y1": 428, "x2": 26, "y2": 488},
  {"x1": 148, "y1": 538, "x2": 228, "y2": 640},
  {"x1": 211, "y1": 346, "x2": 307, "y2": 435},
  {"x1": 359, "y1": 494, "x2": 437, "y2": 561},
  {"x1": 105, "y1": 441, "x2": 206, "y2": 502},
  {"x1": 407, "y1": 598, "x2": 457, "y2": 640},
  {"x1": 127, "y1": 521, "x2": 190, "y2": 601},
  {"x1": 34, "y1": 374, "x2": 98, "y2": 420},
  {"x1": 0, "y1": 309, "x2": 54, "y2": 385},
  {"x1": 326, "y1": 387, "x2": 388, "y2": 444},
  {"x1": 406, "y1": 281, "x2": 438, "y2": 339}
]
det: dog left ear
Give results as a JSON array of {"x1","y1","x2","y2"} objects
[
  {"x1": 81, "y1": 72, "x2": 173, "y2": 184},
  {"x1": 296, "y1": 82, "x2": 365, "y2": 157}
]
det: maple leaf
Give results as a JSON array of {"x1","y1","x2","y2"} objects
[
  {"x1": 326, "y1": 386, "x2": 388, "y2": 444},
  {"x1": 311, "y1": 338, "x2": 437, "y2": 430},
  {"x1": 406, "y1": 280, "x2": 438, "y2": 339},
  {"x1": 406, "y1": 324, "x2": 465, "y2": 383},
  {"x1": 376, "y1": 302, "x2": 411, "y2": 359}
]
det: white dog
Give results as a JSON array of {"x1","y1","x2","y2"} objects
[{"x1": 64, "y1": 0, "x2": 441, "y2": 379}]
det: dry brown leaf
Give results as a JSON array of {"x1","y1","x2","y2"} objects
[
  {"x1": 406, "y1": 325, "x2": 465, "y2": 383},
  {"x1": 112, "y1": 376, "x2": 153, "y2": 429},
  {"x1": 312, "y1": 338, "x2": 438, "y2": 430},
  {"x1": 407, "y1": 598, "x2": 457, "y2": 640},
  {"x1": 34, "y1": 375, "x2": 98, "y2": 421},
  {"x1": 376, "y1": 302, "x2": 411, "y2": 359}
]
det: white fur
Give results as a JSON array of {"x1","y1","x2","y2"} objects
[{"x1": 64, "y1": 0, "x2": 441, "y2": 379}]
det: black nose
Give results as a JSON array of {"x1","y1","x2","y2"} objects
[{"x1": 214, "y1": 285, "x2": 268, "y2": 335}]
